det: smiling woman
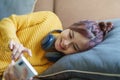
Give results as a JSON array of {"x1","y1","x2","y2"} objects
[
  {"x1": 0, "y1": 11, "x2": 113, "y2": 80},
  {"x1": 55, "y1": 29, "x2": 90, "y2": 54}
]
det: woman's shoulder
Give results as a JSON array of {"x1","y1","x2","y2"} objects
[{"x1": 32, "y1": 11, "x2": 56, "y2": 16}]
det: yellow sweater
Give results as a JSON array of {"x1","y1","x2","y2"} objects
[{"x1": 0, "y1": 11, "x2": 63, "y2": 75}]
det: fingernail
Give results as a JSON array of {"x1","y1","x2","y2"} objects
[
  {"x1": 11, "y1": 60, "x2": 15, "y2": 65},
  {"x1": 29, "y1": 52, "x2": 32, "y2": 57},
  {"x1": 30, "y1": 53, "x2": 32, "y2": 57}
]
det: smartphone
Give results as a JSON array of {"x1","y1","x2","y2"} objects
[{"x1": 14, "y1": 56, "x2": 38, "y2": 80}]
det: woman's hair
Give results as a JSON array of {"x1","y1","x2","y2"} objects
[
  {"x1": 98, "y1": 22, "x2": 113, "y2": 36},
  {"x1": 68, "y1": 20, "x2": 113, "y2": 51}
]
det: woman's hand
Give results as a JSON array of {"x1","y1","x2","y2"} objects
[
  {"x1": 9, "y1": 40, "x2": 32, "y2": 60},
  {"x1": 3, "y1": 61, "x2": 32, "y2": 80}
]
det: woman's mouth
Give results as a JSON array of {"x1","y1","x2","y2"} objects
[{"x1": 59, "y1": 38, "x2": 65, "y2": 50}]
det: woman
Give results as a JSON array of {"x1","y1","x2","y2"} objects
[{"x1": 0, "y1": 11, "x2": 113, "y2": 80}]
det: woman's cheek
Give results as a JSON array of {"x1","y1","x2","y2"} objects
[{"x1": 63, "y1": 49, "x2": 75, "y2": 55}]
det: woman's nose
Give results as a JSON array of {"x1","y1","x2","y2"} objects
[{"x1": 63, "y1": 40, "x2": 71, "y2": 48}]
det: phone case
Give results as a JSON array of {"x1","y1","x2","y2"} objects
[{"x1": 14, "y1": 56, "x2": 38, "y2": 80}]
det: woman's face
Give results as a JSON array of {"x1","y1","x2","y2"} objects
[{"x1": 55, "y1": 29, "x2": 90, "y2": 54}]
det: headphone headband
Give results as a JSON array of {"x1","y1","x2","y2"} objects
[{"x1": 49, "y1": 30, "x2": 62, "y2": 34}]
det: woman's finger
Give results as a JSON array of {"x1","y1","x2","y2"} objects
[
  {"x1": 9, "y1": 40, "x2": 15, "y2": 50},
  {"x1": 13, "y1": 65, "x2": 21, "y2": 79},
  {"x1": 17, "y1": 44, "x2": 24, "y2": 53},
  {"x1": 13, "y1": 44, "x2": 20, "y2": 54},
  {"x1": 20, "y1": 68, "x2": 28, "y2": 80},
  {"x1": 12, "y1": 46, "x2": 32, "y2": 60},
  {"x1": 9, "y1": 62, "x2": 20, "y2": 80},
  {"x1": 29, "y1": 77, "x2": 33, "y2": 80},
  {"x1": 3, "y1": 64, "x2": 14, "y2": 80},
  {"x1": 23, "y1": 48, "x2": 32, "y2": 57},
  {"x1": 12, "y1": 44, "x2": 23, "y2": 60},
  {"x1": 3, "y1": 70, "x2": 9, "y2": 80},
  {"x1": 14, "y1": 47, "x2": 30, "y2": 60},
  {"x1": 8, "y1": 66, "x2": 14, "y2": 80}
]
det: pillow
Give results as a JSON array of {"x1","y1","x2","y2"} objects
[
  {"x1": 0, "y1": 0, "x2": 36, "y2": 20},
  {"x1": 36, "y1": 19, "x2": 120, "y2": 80}
]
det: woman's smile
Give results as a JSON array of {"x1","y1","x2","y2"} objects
[
  {"x1": 59, "y1": 39, "x2": 65, "y2": 50},
  {"x1": 58, "y1": 38, "x2": 64, "y2": 50}
]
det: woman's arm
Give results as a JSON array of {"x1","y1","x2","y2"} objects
[
  {"x1": 0, "y1": 11, "x2": 55, "y2": 54},
  {"x1": 0, "y1": 11, "x2": 54, "y2": 44}
]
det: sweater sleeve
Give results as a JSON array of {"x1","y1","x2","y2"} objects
[
  {"x1": 0, "y1": 15, "x2": 20, "y2": 49},
  {"x1": 0, "y1": 11, "x2": 56, "y2": 48}
]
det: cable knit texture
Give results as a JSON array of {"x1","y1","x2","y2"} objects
[{"x1": 0, "y1": 11, "x2": 63, "y2": 75}]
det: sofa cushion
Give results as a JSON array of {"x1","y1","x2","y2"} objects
[
  {"x1": 36, "y1": 19, "x2": 120, "y2": 80},
  {"x1": 55, "y1": 0, "x2": 120, "y2": 28},
  {"x1": 0, "y1": 0, "x2": 35, "y2": 20},
  {"x1": 34, "y1": 0, "x2": 54, "y2": 12}
]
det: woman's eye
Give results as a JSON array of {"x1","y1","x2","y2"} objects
[
  {"x1": 69, "y1": 31, "x2": 72, "y2": 39},
  {"x1": 73, "y1": 44, "x2": 77, "y2": 51}
]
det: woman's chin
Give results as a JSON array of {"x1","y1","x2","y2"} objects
[{"x1": 55, "y1": 45, "x2": 61, "y2": 52}]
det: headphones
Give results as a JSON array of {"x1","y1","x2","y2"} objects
[
  {"x1": 41, "y1": 30, "x2": 62, "y2": 50},
  {"x1": 41, "y1": 30, "x2": 64, "y2": 62}
]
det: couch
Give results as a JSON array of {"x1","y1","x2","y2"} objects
[{"x1": 1, "y1": 0, "x2": 120, "y2": 80}]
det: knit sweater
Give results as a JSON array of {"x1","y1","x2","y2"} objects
[{"x1": 0, "y1": 11, "x2": 63, "y2": 75}]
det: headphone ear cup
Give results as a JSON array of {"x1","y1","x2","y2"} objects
[
  {"x1": 41, "y1": 34, "x2": 55, "y2": 50},
  {"x1": 41, "y1": 30, "x2": 62, "y2": 50},
  {"x1": 45, "y1": 52, "x2": 64, "y2": 62}
]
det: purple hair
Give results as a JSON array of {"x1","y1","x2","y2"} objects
[{"x1": 69, "y1": 20, "x2": 112, "y2": 51}]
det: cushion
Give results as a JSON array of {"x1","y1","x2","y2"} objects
[
  {"x1": 37, "y1": 19, "x2": 120, "y2": 80},
  {"x1": 0, "y1": 0, "x2": 36, "y2": 20}
]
